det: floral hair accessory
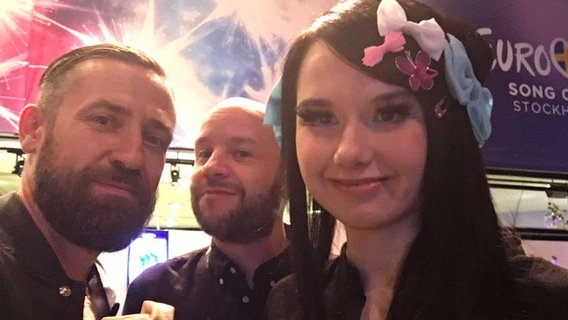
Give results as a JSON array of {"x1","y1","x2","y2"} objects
[
  {"x1": 395, "y1": 50, "x2": 438, "y2": 91},
  {"x1": 362, "y1": 32, "x2": 406, "y2": 67},
  {"x1": 376, "y1": 0, "x2": 446, "y2": 61},
  {"x1": 444, "y1": 34, "x2": 493, "y2": 146},
  {"x1": 264, "y1": 78, "x2": 283, "y2": 147}
]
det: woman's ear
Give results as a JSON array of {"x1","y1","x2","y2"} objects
[{"x1": 18, "y1": 104, "x2": 47, "y2": 154}]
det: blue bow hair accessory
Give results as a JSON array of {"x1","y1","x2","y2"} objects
[
  {"x1": 444, "y1": 34, "x2": 493, "y2": 146},
  {"x1": 264, "y1": 78, "x2": 283, "y2": 147}
]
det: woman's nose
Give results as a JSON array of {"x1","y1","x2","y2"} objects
[{"x1": 333, "y1": 121, "x2": 373, "y2": 168}]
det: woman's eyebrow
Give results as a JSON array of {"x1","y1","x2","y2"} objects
[{"x1": 296, "y1": 98, "x2": 332, "y2": 110}]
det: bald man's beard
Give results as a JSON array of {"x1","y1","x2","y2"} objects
[
  {"x1": 33, "y1": 132, "x2": 157, "y2": 252},
  {"x1": 191, "y1": 176, "x2": 284, "y2": 244}
]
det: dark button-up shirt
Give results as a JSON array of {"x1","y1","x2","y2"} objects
[
  {"x1": 123, "y1": 243, "x2": 292, "y2": 320},
  {"x1": 0, "y1": 192, "x2": 115, "y2": 319}
]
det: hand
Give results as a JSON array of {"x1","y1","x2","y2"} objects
[{"x1": 102, "y1": 300, "x2": 175, "y2": 320}]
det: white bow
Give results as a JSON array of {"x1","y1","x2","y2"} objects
[{"x1": 377, "y1": 0, "x2": 446, "y2": 61}]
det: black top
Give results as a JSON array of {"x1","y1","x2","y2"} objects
[
  {"x1": 265, "y1": 243, "x2": 568, "y2": 320},
  {"x1": 0, "y1": 192, "x2": 116, "y2": 319},
  {"x1": 123, "y1": 243, "x2": 292, "y2": 320}
]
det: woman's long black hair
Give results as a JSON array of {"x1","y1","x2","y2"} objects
[{"x1": 279, "y1": 0, "x2": 518, "y2": 319}]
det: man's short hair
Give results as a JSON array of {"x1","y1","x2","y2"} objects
[{"x1": 37, "y1": 43, "x2": 166, "y2": 117}]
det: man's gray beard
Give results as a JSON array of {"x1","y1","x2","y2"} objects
[
  {"x1": 192, "y1": 177, "x2": 283, "y2": 244},
  {"x1": 33, "y1": 132, "x2": 157, "y2": 252}
]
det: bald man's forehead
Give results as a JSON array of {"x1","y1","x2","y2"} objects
[
  {"x1": 198, "y1": 108, "x2": 272, "y2": 140},
  {"x1": 206, "y1": 105, "x2": 264, "y2": 122}
]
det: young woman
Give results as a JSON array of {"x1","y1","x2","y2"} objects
[{"x1": 264, "y1": 0, "x2": 568, "y2": 319}]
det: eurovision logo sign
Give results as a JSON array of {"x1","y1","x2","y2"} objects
[{"x1": 423, "y1": 0, "x2": 568, "y2": 175}]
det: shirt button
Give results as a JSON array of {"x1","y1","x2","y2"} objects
[
  {"x1": 58, "y1": 286, "x2": 72, "y2": 297},
  {"x1": 219, "y1": 278, "x2": 224, "y2": 285},
  {"x1": 242, "y1": 296, "x2": 250, "y2": 304},
  {"x1": 270, "y1": 280, "x2": 276, "y2": 287},
  {"x1": 229, "y1": 267, "x2": 236, "y2": 274}
]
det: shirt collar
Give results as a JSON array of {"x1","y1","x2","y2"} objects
[{"x1": 205, "y1": 242, "x2": 292, "y2": 285}]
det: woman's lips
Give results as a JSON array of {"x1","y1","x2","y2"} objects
[{"x1": 329, "y1": 177, "x2": 386, "y2": 192}]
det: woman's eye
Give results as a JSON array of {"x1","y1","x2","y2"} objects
[
  {"x1": 376, "y1": 111, "x2": 397, "y2": 122},
  {"x1": 296, "y1": 109, "x2": 337, "y2": 126},
  {"x1": 374, "y1": 105, "x2": 410, "y2": 123}
]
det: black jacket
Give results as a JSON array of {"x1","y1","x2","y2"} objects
[{"x1": 0, "y1": 192, "x2": 115, "y2": 320}]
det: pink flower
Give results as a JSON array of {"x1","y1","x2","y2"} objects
[{"x1": 395, "y1": 50, "x2": 438, "y2": 91}]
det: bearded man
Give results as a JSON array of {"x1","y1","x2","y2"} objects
[
  {"x1": 123, "y1": 97, "x2": 290, "y2": 320},
  {"x1": 0, "y1": 44, "x2": 176, "y2": 319}
]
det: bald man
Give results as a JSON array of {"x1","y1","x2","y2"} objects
[{"x1": 123, "y1": 97, "x2": 290, "y2": 320}]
